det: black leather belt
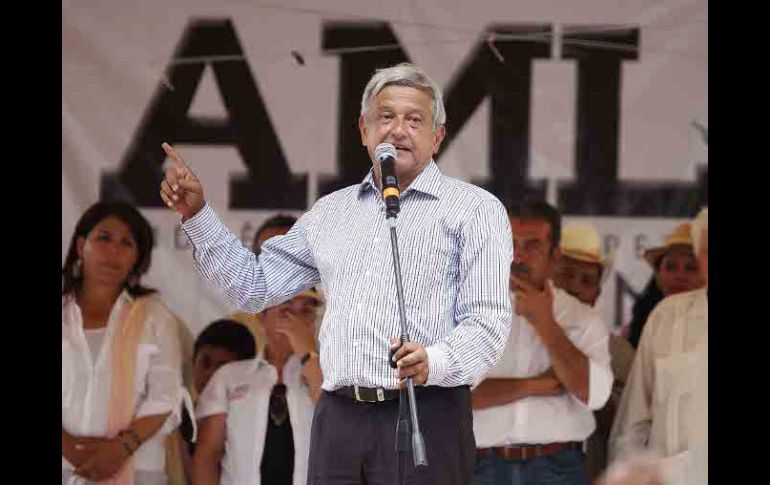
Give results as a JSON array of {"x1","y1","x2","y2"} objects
[{"x1": 332, "y1": 385, "x2": 400, "y2": 403}]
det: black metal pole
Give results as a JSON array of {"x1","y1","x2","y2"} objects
[{"x1": 387, "y1": 216, "x2": 428, "y2": 468}]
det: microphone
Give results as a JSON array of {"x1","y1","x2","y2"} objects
[{"x1": 375, "y1": 143, "x2": 400, "y2": 218}]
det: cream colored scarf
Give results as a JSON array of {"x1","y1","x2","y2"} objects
[{"x1": 102, "y1": 296, "x2": 149, "y2": 485}]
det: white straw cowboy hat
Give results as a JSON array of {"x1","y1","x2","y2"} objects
[
  {"x1": 690, "y1": 208, "x2": 708, "y2": 255},
  {"x1": 643, "y1": 223, "x2": 695, "y2": 267},
  {"x1": 559, "y1": 223, "x2": 615, "y2": 284}
]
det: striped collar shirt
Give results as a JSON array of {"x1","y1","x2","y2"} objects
[{"x1": 182, "y1": 160, "x2": 512, "y2": 390}]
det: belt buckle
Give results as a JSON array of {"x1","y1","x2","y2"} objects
[
  {"x1": 520, "y1": 447, "x2": 528, "y2": 460},
  {"x1": 354, "y1": 386, "x2": 386, "y2": 402}
]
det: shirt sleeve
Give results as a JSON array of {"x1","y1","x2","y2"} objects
[
  {"x1": 196, "y1": 365, "x2": 230, "y2": 419},
  {"x1": 609, "y1": 303, "x2": 662, "y2": 463},
  {"x1": 182, "y1": 202, "x2": 320, "y2": 313},
  {"x1": 425, "y1": 199, "x2": 512, "y2": 387},
  {"x1": 574, "y1": 312, "x2": 613, "y2": 410},
  {"x1": 135, "y1": 299, "x2": 184, "y2": 430}
]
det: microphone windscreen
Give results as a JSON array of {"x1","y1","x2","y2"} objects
[{"x1": 375, "y1": 143, "x2": 398, "y2": 163}]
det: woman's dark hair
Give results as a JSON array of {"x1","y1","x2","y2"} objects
[
  {"x1": 62, "y1": 201, "x2": 156, "y2": 298},
  {"x1": 628, "y1": 275, "x2": 665, "y2": 348},
  {"x1": 193, "y1": 319, "x2": 256, "y2": 361}
]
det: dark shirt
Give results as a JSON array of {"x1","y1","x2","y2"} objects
[
  {"x1": 180, "y1": 405, "x2": 195, "y2": 455},
  {"x1": 261, "y1": 383, "x2": 294, "y2": 484}
]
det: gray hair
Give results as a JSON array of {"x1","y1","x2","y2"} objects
[
  {"x1": 360, "y1": 63, "x2": 446, "y2": 131},
  {"x1": 691, "y1": 207, "x2": 708, "y2": 254}
]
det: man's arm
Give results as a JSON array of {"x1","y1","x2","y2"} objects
[
  {"x1": 192, "y1": 415, "x2": 226, "y2": 485},
  {"x1": 160, "y1": 143, "x2": 320, "y2": 313},
  {"x1": 472, "y1": 371, "x2": 563, "y2": 410},
  {"x1": 181, "y1": 204, "x2": 320, "y2": 314},
  {"x1": 534, "y1": 316, "x2": 592, "y2": 403},
  {"x1": 192, "y1": 362, "x2": 233, "y2": 484},
  {"x1": 421, "y1": 199, "x2": 513, "y2": 387},
  {"x1": 513, "y1": 279, "x2": 612, "y2": 408}
]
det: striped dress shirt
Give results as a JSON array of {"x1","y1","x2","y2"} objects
[{"x1": 182, "y1": 161, "x2": 512, "y2": 390}]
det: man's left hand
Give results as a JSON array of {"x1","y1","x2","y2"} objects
[
  {"x1": 74, "y1": 438, "x2": 130, "y2": 481},
  {"x1": 390, "y1": 338, "x2": 429, "y2": 386},
  {"x1": 512, "y1": 275, "x2": 555, "y2": 327}
]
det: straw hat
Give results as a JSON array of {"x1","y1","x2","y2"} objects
[
  {"x1": 691, "y1": 208, "x2": 708, "y2": 255},
  {"x1": 643, "y1": 223, "x2": 694, "y2": 267},
  {"x1": 559, "y1": 223, "x2": 615, "y2": 283}
]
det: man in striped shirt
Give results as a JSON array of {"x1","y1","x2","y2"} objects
[{"x1": 160, "y1": 62, "x2": 512, "y2": 484}]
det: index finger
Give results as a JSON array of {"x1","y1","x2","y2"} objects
[
  {"x1": 162, "y1": 142, "x2": 190, "y2": 171},
  {"x1": 397, "y1": 350, "x2": 427, "y2": 368},
  {"x1": 392, "y1": 342, "x2": 420, "y2": 362}
]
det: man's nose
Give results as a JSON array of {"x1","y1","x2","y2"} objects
[{"x1": 389, "y1": 118, "x2": 407, "y2": 138}]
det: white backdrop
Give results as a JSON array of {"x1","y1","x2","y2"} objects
[{"x1": 62, "y1": 0, "x2": 707, "y2": 336}]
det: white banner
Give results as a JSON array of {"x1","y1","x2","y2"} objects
[{"x1": 63, "y1": 0, "x2": 708, "y2": 336}]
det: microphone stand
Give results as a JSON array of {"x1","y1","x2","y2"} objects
[{"x1": 386, "y1": 214, "x2": 428, "y2": 480}]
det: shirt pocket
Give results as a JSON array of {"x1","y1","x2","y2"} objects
[{"x1": 653, "y1": 352, "x2": 697, "y2": 454}]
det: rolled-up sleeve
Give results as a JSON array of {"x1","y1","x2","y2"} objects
[
  {"x1": 576, "y1": 315, "x2": 613, "y2": 410},
  {"x1": 425, "y1": 199, "x2": 512, "y2": 387}
]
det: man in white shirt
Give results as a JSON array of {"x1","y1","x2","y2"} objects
[
  {"x1": 192, "y1": 287, "x2": 324, "y2": 484},
  {"x1": 473, "y1": 200, "x2": 613, "y2": 485},
  {"x1": 608, "y1": 208, "x2": 708, "y2": 485},
  {"x1": 552, "y1": 223, "x2": 636, "y2": 481}
]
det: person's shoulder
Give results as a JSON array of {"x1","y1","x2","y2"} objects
[
  {"x1": 218, "y1": 358, "x2": 261, "y2": 380},
  {"x1": 312, "y1": 183, "x2": 364, "y2": 209},
  {"x1": 640, "y1": 288, "x2": 704, "y2": 345},
  {"x1": 207, "y1": 358, "x2": 265, "y2": 394},
  {"x1": 440, "y1": 174, "x2": 503, "y2": 206},
  {"x1": 651, "y1": 287, "x2": 705, "y2": 316},
  {"x1": 297, "y1": 183, "x2": 367, "y2": 229},
  {"x1": 139, "y1": 293, "x2": 177, "y2": 323}
]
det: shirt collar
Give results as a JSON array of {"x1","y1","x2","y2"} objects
[
  {"x1": 358, "y1": 159, "x2": 443, "y2": 199},
  {"x1": 63, "y1": 289, "x2": 134, "y2": 327}
]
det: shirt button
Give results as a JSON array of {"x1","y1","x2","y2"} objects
[{"x1": 353, "y1": 340, "x2": 359, "y2": 347}]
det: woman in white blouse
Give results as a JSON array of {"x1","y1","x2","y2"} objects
[{"x1": 62, "y1": 201, "x2": 183, "y2": 484}]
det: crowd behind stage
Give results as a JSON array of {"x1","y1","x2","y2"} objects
[{"x1": 62, "y1": 198, "x2": 707, "y2": 485}]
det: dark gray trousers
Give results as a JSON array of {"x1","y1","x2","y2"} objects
[{"x1": 307, "y1": 386, "x2": 476, "y2": 484}]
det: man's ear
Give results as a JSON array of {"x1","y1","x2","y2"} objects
[{"x1": 359, "y1": 114, "x2": 369, "y2": 146}]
